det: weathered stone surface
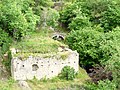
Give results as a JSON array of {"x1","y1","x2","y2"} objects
[{"x1": 11, "y1": 49, "x2": 79, "y2": 80}]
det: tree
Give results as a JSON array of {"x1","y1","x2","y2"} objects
[{"x1": 0, "y1": 0, "x2": 38, "y2": 39}]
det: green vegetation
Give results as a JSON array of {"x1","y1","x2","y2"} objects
[
  {"x1": 0, "y1": 0, "x2": 38, "y2": 39},
  {"x1": 0, "y1": 0, "x2": 120, "y2": 89},
  {"x1": 46, "y1": 8, "x2": 60, "y2": 28},
  {"x1": 28, "y1": 67, "x2": 89, "y2": 90},
  {"x1": 12, "y1": 30, "x2": 67, "y2": 54},
  {"x1": 0, "y1": 78, "x2": 21, "y2": 90},
  {"x1": 59, "y1": 66, "x2": 76, "y2": 80},
  {"x1": 58, "y1": 51, "x2": 70, "y2": 60},
  {"x1": 84, "y1": 80, "x2": 116, "y2": 90},
  {"x1": 0, "y1": 67, "x2": 89, "y2": 90},
  {"x1": 66, "y1": 27, "x2": 120, "y2": 67},
  {"x1": 0, "y1": 28, "x2": 11, "y2": 55},
  {"x1": 60, "y1": 0, "x2": 120, "y2": 89},
  {"x1": 2, "y1": 50, "x2": 12, "y2": 72},
  {"x1": 60, "y1": 0, "x2": 120, "y2": 32}
]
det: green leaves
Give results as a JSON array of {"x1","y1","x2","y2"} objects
[
  {"x1": 0, "y1": 28, "x2": 11, "y2": 55},
  {"x1": 46, "y1": 8, "x2": 60, "y2": 28},
  {"x1": 69, "y1": 15, "x2": 91, "y2": 30},
  {"x1": 66, "y1": 27, "x2": 120, "y2": 67},
  {"x1": 61, "y1": 0, "x2": 120, "y2": 89},
  {"x1": 66, "y1": 27, "x2": 120, "y2": 89},
  {"x1": 59, "y1": 66, "x2": 76, "y2": 80},
  {"x1": 60, "y1": 0, "x2": 120, "y2": 32},
  {"x1": 0, "y1": 0, "x2": 38, "y2": 39},
  {"x1": 85, "y1": 80, "x2": 116, "y2": 90}
]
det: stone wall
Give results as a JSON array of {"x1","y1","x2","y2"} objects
[{"x1": 11, "y1": 49, "x2": 79, "y2": 80}]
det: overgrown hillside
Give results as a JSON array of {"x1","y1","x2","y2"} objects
[
  {"x1": 0, "y1": 0, "x2": 120, "y2": 90},
  {"x1": 60, "y1": 0, "x2": 120, "y2": 89}
]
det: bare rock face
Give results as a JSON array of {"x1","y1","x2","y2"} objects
[{"x1": 11, "y1": 49, "x2": 79, "y2": 80}]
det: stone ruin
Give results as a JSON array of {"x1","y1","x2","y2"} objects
[{"x1": 11, "y1": 49, "x2": 79, "y2": 80}]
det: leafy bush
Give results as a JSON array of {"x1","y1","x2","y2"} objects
[
  {"x1": 0, "y1": 0, "x2": 38, "y2": 39},
  {"x1": 100, "y1": 4, "x2": 120, "y2": 31},
  {"x1": 69, "y1": 14, "x2": 91, "y2": 30},
  {"x1": 0, "y1": 28, "x2": 11, "y2": 55},
  {"x1": 66, "y1": 27, "x2": 120, "y2": 68},
  {"x1": 62, "y1": 0, "x2": 120, "y2": 89},
  {"x1": 84, "y1": 80, "x2": 116, "y2": 90},
  {"x1": 34, "y1": 0, "x2": 53, "y2": 7},
  {"x1": 66, "y1": 27, "x2": 102, "y2": 67},
  {"x1": 59, "y1": 3, "x2": 80, "y2": 28},
  {"x1": 59, "y1": 66, "x2": 76, "y2": 80},
  {"x1": 105, "y1": 54, "x2": 120, "y2": 89},
  {"x1": 0, "y1": 28, "x2": 12, "y2": 73},
  {"x1": 60, "y1": 0, "x2": 120, "y2": 31},
  {"x1": 46, "y1": 8, "x2": 60, "y2": 28}
]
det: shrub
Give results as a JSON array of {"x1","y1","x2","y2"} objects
[
  {"x1": 0, "y1": 28, "x2": 11, "y2": 55},
  {"x1": 46, "y1": 8, "x2": 60, "y2": 28},
  {"x1": 59, "y1": 66, "x2": 76, "y2": 80},
  {"x1": 66, "y1": 27, "x2": 120, "y2": 68},
  {"x1": 84, "y1": 80, "x2": 116, "y2": 90},
  {"x1": 60, "y1": 0, "x2": 120, "y2": 31},
  {"x1": 66, "y1": 27, "x2": 102, "y2": 67},
  {"x1": 0, "y1": 0, "x2": 38, "y2": 39},
  {"x1": 68, "y1": 14, "x2": 91, "y2": 31},
  {"x1": 59, "y1": 3, "x2": 80, "y2": 28},
  {"x1": 105, "y1": 54, "x2": 120, "y2": 89},
  {"x1": 100, "y1": 4, "x2": 120, "y2": 31},
  {"x1": 34, "y1": 0, "x2": 53, "y2": 7}
]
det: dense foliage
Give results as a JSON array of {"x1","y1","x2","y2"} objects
[
  {"x1": 46, "y1": 8, "x2": 60, "y2": 28},
  {"x1": 60, "y1": 0, "x2": 120, "y2": 89},
  {"x1": 32, "y1": 0, "x2": 53, "y2": 16},
  {"x1": 0, "y1": 28, "x2": 11, "y2": 55},
  {"x1": 66, "y1": 27, "x2": 120, "y2": 67},
  {"x1": 105, "y1": 52, "x2": 120, "y2": 89},
  {"x1": 59, "y1": 66, "x2": 76, "y2": 80},
  {"x1": 0, "y1": 0, "x2": 54, "y2": 56},
  {"x1": 0, "y1": 0, "x2": 38, "y2": 40},
  {"x1": 84, "y1": 80, "x2": 116, "y2": 90},
  {"x1": 0, "y1": 0, "x2": 120, "y2": 89},
  {"x1": 60, "y1": 0, "x2": 120, "y2": 32}
]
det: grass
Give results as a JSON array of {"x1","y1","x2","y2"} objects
[
  {"x1": 58, "y1": 51, "x2": 70, "y2": 60},
  {"x1": 0, "y1": 67, "x2": 90, "y2": 90},
  {"x1": 12, "y1": 29, "x2": 68, "y2": 54},
  {"x1": 8, "y1": 29, "x2": 90, "y2": 90},
  {"x1": 27, "y1": 67, "x2": 90, "y2": 90},
  {"x1": 11, "y1": 29, "x2": 69, "y2": 60},
  {"x1": 0, "y1": 78, "x2": 21, "y2": 90},
  {"x1": 13, "y1": 51, "x2": 70, "y2": 60}
]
